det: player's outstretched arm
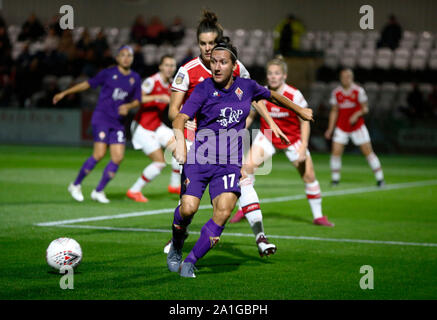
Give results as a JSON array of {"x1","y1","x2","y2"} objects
[
  {"x1": 252, "y1": 100, "x2": 290, "y2": 145},
  {"x1": 245, "y1": 108, "x2": 258, "y2": 129},
  {"x1": 168, "y1": 91, "x2": 186, "y2": 121},
  {"x1": 118, "y1": 99, "x2": 140, "y2": 116},
  {"x1": 52, "y1": 81, "x2": 90, "y2": 104},
  {"x1": 141, "y1": 92, "x2": 170, "y2": 105},
  {"x1": 324, "y1": 105, "x2": 339, "y2": 139},
  {"x1": 172, "y1": 113, "x2": 190, "y2": 164},
  {"x1": 268, "y1": 90, "x2": 313, "y2": 121}
]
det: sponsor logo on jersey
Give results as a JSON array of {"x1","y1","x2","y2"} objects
[
  {"x1": 129, "y1": 77, "x2": 135, "y2": 85},
  {"x1": 175, "y1": 73, "x2": 184, "y2": 85},
  {"x1": 216, "y1": 107, "x2": 243, "y2": 127},
  {"x1": 213, "y1": 91, "x2": 220, "y2": 97},
  {"x1": 112, "y1": 74, "x2": 118, "y2": 80},
  {"x1": 235, "y1": 87, "x2": 243, "y2": 101},
  {"x1": 198, "y1": 76, "x2": 205, "y2": 82},
  {"x1": 112, "y1": 88, "x2": 129, "y2": 101},
  {"x1": 99, "y1": 131, "x2": 106, "y2": 140}
]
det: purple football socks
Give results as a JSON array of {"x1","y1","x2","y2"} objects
[
  {"x1": 96, "y1": 161, "x2": 119, "y2": 192},
  {"x1": 73, "y1": 156, "x2": 98, "y2": 185},
  {"x1": 172, "y1": 205, "x2": 193, "y2": 250},
  {"x1": 184, "y1": 218, "x2": 224, "y2": 265}
]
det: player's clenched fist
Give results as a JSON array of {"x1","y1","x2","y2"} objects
[{"x1": 299, "y1": 107, "x2": 313, "y2": 122}]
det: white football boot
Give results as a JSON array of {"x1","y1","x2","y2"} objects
[
  {"x1": 256, "y1": 235, "x2": 277, "y2": 257},
  {"x1": 68, "y1": 183, "x2": 84, "y2": 202},
  {"x1": 91, "y1": 189, "x2": 110, "y2": 204}
]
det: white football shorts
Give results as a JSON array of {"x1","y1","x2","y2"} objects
[
  {"x1": 131, "y1": 122, "x2": 174, "y2": 155},
  {"x1": 333, "y1": 124, "x2": 370, "y2": 146},
  {"x1": 252, "y1": 131, "x2": 310, "y2": 163}
]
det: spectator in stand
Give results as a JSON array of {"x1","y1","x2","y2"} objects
[
  {"x1": 15, "y1": 56, "x2": 43, "y2": 107},
  {"x1": 0, "y1": 24, "x2": 11, "y2": 51},
  {"x1": 167, "y1": 16, "x2": 185, "y2": 46},
  {"x1": 92, "y1": 29, "x2": 109, "y2": 57},
  {"x1": 130, "y1": 15, "x2": 147, "y2": 45},
  {"x1": 274, "y1": 14, "x2": 305, "y2": 56},
  {"x1": 18, "y1": 13, "x2": 46, "y2": 42},
  {"x1": 43, "y1": 27, "x2": 60, "y2": 52},
  {"x1": 0, "y1": 25, "x2": 13, "y2": 107},
  {"x1": 428, "y1": 84, "x2": 437, "y2": 118},
  {"x1": 47, "y1": 15, "x2": 63, "y2": 37},
  {"x1": 131, "y1": 43, "x2": 146, "y2": 76},
  {"x1": 403, "y1": 83, "x2": 425, "y2": 118},
  {"x1": 0, "y1": 14, "x2": 6, "y2": 28},
  {"x1": 378, "y1": 15, "x2": 403, "y2": 50},
  {"x1": 77, "y1": 28, "x2": 93, "y2": 51},
  {"x1": 146, "y1": 16, "x2": 167, "y2": 45}
]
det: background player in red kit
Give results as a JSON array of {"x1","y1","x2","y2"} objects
[
  {"x1": 325, "y1": 68, "x2": 385, "y2": 187},
  {"x1": 230, "y1": 57, "x2": 334, "y2": 229},
  {"x1": 127, "y1": 55, "x2": 181, "y2": 202}
]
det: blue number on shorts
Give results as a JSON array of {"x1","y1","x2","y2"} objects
[{"x1": 222, "y1": 173, "x2": 235, "y2": 190}]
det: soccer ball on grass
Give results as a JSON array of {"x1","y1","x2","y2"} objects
[{"x1": 46, "y1": 237, "x2": 82, "y2": 270}]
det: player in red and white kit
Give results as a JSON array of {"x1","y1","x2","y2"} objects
[
  {"x1": 229, "y1": 57, "x2": 334, "y2": 229},
  {"x1": 324, "y1": 68, "x2": 384, "y2": 187},
  {"x1": 127, "y1": 55, "x2": 181, "y2": 202},
  {"x1": 164, "y1": 10, "x2": 278, "y2": 256}
]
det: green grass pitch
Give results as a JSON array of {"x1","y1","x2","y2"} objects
[{"x1": 0, "y1": 144, "x2": 436, "y2": 300}]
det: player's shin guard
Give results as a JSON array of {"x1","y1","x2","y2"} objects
[
  {"x1": 169, "y1": 157, "x2": 181, "y2": 188},
  {"x1": 305, "y1": 180, "x2": 323, "y2": 219},
  {"x1": 74, "y1": 156, "x2": 97, "y2": 185},
  {"x1": 239, "y1": 176, "x2": 265, "y2": 241},
  {"x1": 172, "y1": 205, "x2": 192, "y2": 250},
  {"x1": 130, "y1": 161, "x2": 166, "y2": 192},
  {"x1": 96, "y1": 161, "x2": 119, "y2": 192},
  {"x1": 366, "y1": 152, "x2": 384, "y2": 181},
  {"x1": 184, "y1": 219, "x2": 224, "y2": 265},
  {"x1": 330, "y1": 155, "x2": 342, "y2": 182}
]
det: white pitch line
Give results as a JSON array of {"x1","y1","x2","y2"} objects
[
  {"x1": 35, "y1": 179, "x2": 437, "y2": 227},
  {"x1": 53, "y1": 224, "x2": 437, "y2": 248}
]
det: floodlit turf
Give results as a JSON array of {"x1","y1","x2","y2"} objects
[{"x1": 0, "y1": 144, "x2": 436, "y2": 300}]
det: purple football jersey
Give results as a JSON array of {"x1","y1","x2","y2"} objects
[
  {"x1": 88, "y1": 66, "x2": 141, "y2": 129},
  {"x1": 180, "y1": 77, "x2": 271, "y2": 166}
]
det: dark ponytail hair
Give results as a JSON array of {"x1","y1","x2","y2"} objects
[
  {"x1": 196, "y1": 9, "x2": 223, "y2": 42},
  {"x1": 212, "y1": 36, "x2": 238, "y2": 64}
]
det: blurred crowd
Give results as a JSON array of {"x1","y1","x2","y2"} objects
[{"x1": 0, "y1": 13, "x2": 186, "y2": 109}]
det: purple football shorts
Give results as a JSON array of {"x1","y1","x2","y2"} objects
[
  {"x1": 92, "y1": 125, "x2": 126, "y2": 145},
  {"x1": 181, "y1": 163, "x2": 242, "y2": 202}
]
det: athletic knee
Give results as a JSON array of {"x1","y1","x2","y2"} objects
[
  {"x1": 180, "y1": 202, "x2": 198, "y2": 217},
  {"x1": 111, "y1": 156, "x2": 123, "y2": 165},
  {"x1": 303, "y1": 172, "x2": 316, "y2": 184}
]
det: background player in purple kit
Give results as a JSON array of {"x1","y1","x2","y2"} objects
[
  {"x1": 53, "y1": 45, "x2": 141, "y2": 203},
  {"x1": 167, "y1": 38, "x2": 313, "y2": 278}
]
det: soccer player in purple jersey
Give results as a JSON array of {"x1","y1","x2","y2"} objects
[
  {"x1": 167, "y1": 38, "x2": 313, "y2": 278},
  {"x1": 53, "y1": 45, "x2": 141, "y2": 203}
]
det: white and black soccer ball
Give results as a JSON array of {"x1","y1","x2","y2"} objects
[{"x1": 46, "y1": 237, "x2": 82, "y2": 270}]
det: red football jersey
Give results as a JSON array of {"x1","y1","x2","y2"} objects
[
  {"x1": 171, "y1": 56, "x2": 250, "y2": 140},
  {"x1": 329, "y1": 83, "x2": 367, "y2": 132},
  {"x1": 260, "y1": 84, "x2": 308, "y2": 149},
  {"x1": 134, "y1": 72, "x2": 171, "y2": 131}
]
